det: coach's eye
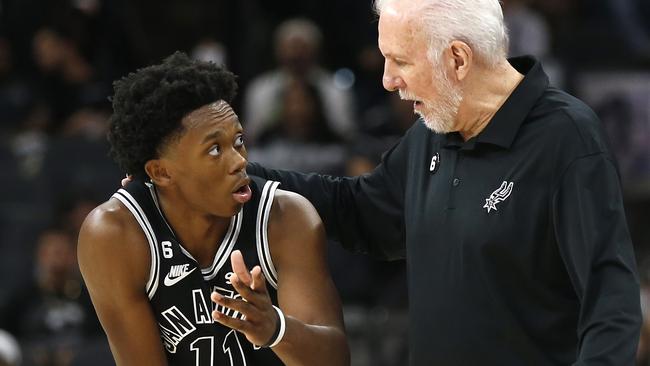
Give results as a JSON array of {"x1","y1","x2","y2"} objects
[
  {"x1": 234, "y1": 135, "x2": 244, "y2": 148},
  {"x1": 208, "y1": 144, "x2": 220, "y2": 156}
]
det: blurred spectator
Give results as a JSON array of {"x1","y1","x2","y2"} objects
[
  {"x1": 116, "y1": 0, "x2": 232, "y2": 67},
  {"x1": 9, "y1": 102, "x2": 51, "y2": 179},
  {"x1": 248, "y1": 78, "x2": 347, "y2": 174},
  {"x1": 37, "y1": 106, "x2": 121, "y2": 211},
  {"x1": 502, "y1": 0, "x2": 564, "y2": 86},
  {"x1": 191, "y1": 38, "x2": 227, "y2": 66},
  {"x1": 32, "y1": 28, "x2": 93, "y2": 84},
  {"x1": 0, "y1": 329, "x2": 21, "y2": 366},
  {"x1": 604, "y1": 0, "x2": 650, "y2": 62},
  {"x1": 576, "y1": 72, "x2": 650, "y2": 195},
  {"x1": 0, "y1": 36, "x2": 33, "y2": 134},
  {"x1": 503, "y1": 0, "x2": 551, "y2": 58},
  {"x1": 352, "y1": 45, "x2": 390, "y2": 123},
  {"x1": 30, "y1": 27, "x2": 105, "y2": 132},
  {"x1": 243, "y1": 17, "x2": 356, "y2": 144},
  {"x1": 0, "y1": 227, "x2": 100, "y2": 366},
  {"x1": 347, "y1": 93, "x2": 415, "y2": 176}
]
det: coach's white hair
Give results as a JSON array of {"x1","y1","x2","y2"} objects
[{"x1": 374, "y1": 0, "x2": 509, "y2": 67}]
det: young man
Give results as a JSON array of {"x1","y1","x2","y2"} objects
[{"x1": 77, "y1": 52, "x2": 349, "y2": 365}]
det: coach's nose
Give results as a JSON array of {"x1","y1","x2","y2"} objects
[{"x1": 382, "y1": 64, "x2": 405, "y2": 92}]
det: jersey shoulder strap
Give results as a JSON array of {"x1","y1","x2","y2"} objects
[{"x1": 246, "y1": 175, "x2": 281, "y2": 289}]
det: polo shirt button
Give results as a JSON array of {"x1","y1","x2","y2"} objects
[{"x1": 452, "y1": 178, "x2": 460, "y2": 187}]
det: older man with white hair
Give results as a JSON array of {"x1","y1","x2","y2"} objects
[{"x1": 249, "y1": 0, "x2": 641, "y2": 364}]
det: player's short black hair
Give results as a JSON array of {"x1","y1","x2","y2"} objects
[{"x1": 107, "y1": 51, "x2": 237, "y2": 177}]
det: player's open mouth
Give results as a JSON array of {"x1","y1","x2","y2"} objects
[{"x1": 232, "y1": 184, "x2": 252, "y2": 204}]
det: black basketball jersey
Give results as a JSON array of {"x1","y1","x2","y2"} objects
[{"x1": 112, "y1": 176, "x2": 284, "y2": 366}]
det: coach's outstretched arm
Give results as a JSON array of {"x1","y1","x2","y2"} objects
[
  {"x1": 247, "y1": 127, "x2": 415, "y2": 261},
  {"x1": 211, "y1": 190, "x2": 350, "y2": 366}
]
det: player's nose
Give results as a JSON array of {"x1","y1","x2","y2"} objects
[{"x1": 228, "y1": 149, "x2": 247, "y2": 175}]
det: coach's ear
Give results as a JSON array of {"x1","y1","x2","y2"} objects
[{"x1": 144, "y1": 159, "x2": 172, "y2": 187}]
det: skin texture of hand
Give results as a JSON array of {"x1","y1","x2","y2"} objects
[
  {"x1": 121, "y1": 175, "x2": 133, "y2": 187},
  {"x1": 211, "y1": 250, "x2": 279, "y2": 346}
]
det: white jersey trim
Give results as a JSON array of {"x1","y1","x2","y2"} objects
[
  {"x1": 202, "y1": 210, "x2": 242, "y2": 281},
  {"x1": 113, "y1": 189, "x2": 160, "y2": 299},
  {"x1": 256, "y1": 181, "x2": 281, "y2": 289},
  {"x1": 146, "y1": 182, "x2": 178, "y2": 239},
  {"x1": 145, "y1": 181, "x2": 242, "y2": 280}
]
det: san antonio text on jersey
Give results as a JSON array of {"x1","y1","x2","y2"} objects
[{"x1": 112, "y1": 176, "x2": 284, "y2": 366}]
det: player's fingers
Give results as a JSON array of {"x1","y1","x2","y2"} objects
[
  {"x1": 250, "y1": 266, "x2": 268, "y2": 293},
  {"x1": 230, "y1": 250, "x2": 253, "y2": 286},
  {"x1": 229, "y1": 274, "x2": 261, "y2": 304},
  {"x1": 212, "y1": 310, "x2": 248, "y2": 333},
  {"x1": 211, "y1": 292, "x2": 255, "y2": 318}
]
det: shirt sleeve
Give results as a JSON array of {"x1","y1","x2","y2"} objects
[
  {"x1": 552, "y1": 152, "x2": 642, "y2": 365},
  {"x1": 247, "y1": 134, "x2": 409, "y2": 261}
]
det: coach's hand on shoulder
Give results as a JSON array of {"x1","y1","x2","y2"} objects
[
  {"x1": 211, "y1": 250, "x2": 279, "y2": 347},
  {"x1": 121, "y1": 174, "x2": 133, "y2": 187}
]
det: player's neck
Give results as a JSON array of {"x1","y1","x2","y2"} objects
[{"x1": 156, "y1": 190, "x2": 232, "y2": 267}]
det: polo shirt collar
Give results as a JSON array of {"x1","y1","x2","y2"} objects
[{"x1": 443, "y1": 56, "x2": 549, "y2": 150}]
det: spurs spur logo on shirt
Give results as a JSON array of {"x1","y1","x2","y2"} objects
[{"x1": 483, "y1": 181, "x2": 514, "y2": 213}]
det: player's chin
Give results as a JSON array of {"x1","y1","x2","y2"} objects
[
  {"x1": 207, "y1": 197, "x2": 243, "y2": 218},
  {"x1": 224, "y1": 200, "x2": 245, "y2": 217}
]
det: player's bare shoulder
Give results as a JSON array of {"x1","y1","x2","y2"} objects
[
  {"x1": 270, "y1": 189, "x2": 324, "y2": 233},
  {"x1": 78, "y1": 197, "x2": 151, "y2": 289},
  {"x1": 266, "y1": 189, "x2": 326, "y2": 262}
]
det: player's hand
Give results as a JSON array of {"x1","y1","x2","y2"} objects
[
  {"x1": 211, "y1": 250, "x2": 278, "y2": 347},
  {"x1": 121, "y1": 174, "x2": 133, "y2": 187}
]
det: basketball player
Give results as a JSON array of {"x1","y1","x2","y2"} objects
[{"x1": 77, "y1": 52, "x2": 349, "y2": 365}]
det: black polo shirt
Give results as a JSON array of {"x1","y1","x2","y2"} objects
[{"x1": 248, "y1": 56, "x2": 641, "y2": 365}]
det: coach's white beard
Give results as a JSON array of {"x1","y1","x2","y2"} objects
[{"x1": 401, "y1": 71, "x2": 463, "y2": 134}]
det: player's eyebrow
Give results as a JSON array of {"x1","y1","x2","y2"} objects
[{"x1": 201, "y1": 129, "x2": 224, "y2": 145}]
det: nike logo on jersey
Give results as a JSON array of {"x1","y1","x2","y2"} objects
[{"x1": 164, "y1": 264, "x2": 196, "y2": 286}]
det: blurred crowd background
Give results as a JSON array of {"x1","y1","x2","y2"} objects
[{"x1": 0, "y1": 0, "x2": 648, "y2": 365}]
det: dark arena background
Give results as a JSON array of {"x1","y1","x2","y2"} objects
[{"x1": 0, "y1": 0, "x2": 648, "y2": 365}]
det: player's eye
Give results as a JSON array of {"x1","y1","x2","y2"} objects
[
  {"x1": 208, "y1": 144, "x2": 220, "y2": 156},
  {"x1": 234, "y1": 135, "x2": 244, "y2": 148}
]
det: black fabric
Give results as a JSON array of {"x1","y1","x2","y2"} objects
[
  {"x1": 120, "y1": 176, "x2": 283, "y2": 366},
  {"x1": 247, "y1": 56, "x2": 641, "y2": 365}
]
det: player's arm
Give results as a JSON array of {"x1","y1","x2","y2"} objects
[
  {"x1": 78, "y1": 200, "x2": 168, "y2": 366},
  {"x1": 266, "y1": 190, "x2": 349, "y2": 365},
  {"x1": 211, "y1": 190, "x2": 349, "y2": 366}
]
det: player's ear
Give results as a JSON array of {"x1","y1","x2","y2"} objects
[{"x1": 145, "y1": 159, "x2": 172, "y2": 187}]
